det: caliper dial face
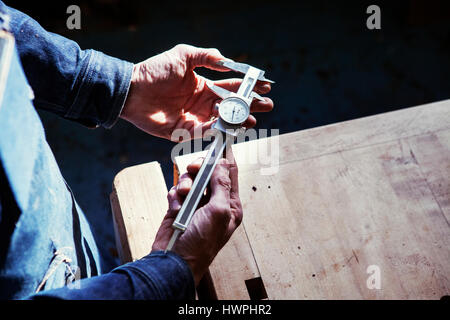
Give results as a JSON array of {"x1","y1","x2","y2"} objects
[{"x1": 218, "y1": 97, "x2": 250, "y2": 125}]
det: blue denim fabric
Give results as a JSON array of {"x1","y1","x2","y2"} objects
[
  {"x1": 31, "y1": 252, "x2": 195, "y2": 300},
  {"x1": 0, "y1": 2, "x2": 195, "y2": 300},
  {"x1": 0, "y1": 22, "x2": 102, "y2": 299},
  {"x1": 6, "y1": 2, "x2": 132, "y2": 129}
]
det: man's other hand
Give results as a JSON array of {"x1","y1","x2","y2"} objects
[
  {"x1": 152, "y1": 149, "x2": 243, "y2": 286},
  {"x1": 120, "y1": 44, "x2": 273, "y2": 141}
]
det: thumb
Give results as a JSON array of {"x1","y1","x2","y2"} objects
[
  {"x1": 206, "y1": 159, "x2": 232, "y2": 224},
  {"x1": 177, "y1": 44, "x2": 232, "y2": 71}
]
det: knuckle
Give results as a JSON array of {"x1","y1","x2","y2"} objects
[
  {"x1": 177, "y1": 178, "x2": 192, "y2": 193},
  {"x1": 167, "y1": 188, "x2": 177, "y2": 200},
  {"x1": 174, "y1": 43, "x2": 188, "y2": 51},
  {"x1": 170, "y1": 199, "x2": 181, "y2": 212},
  {"x1": 216, "y1": 175, "x2": 231, "y2": 190},
  {"x1": 218, "y1": 158, "x2": 229, "y2": 165},
  {"x1": 187, "y1": 157, "x2": 204, "y2": 169},
  {"x1": 209, "y1": 48, "x2": 221, "y2": 56},
  {"x1": 210, "y1": 202, "x2": 231, "y2": 219},
  {"x1": 177, "y1": 173, "x2": 191, "y2": 184}
]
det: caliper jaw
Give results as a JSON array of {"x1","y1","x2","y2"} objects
[
  {"x1": 206, "y1": 80, "x2": 266, "y2": 103},
  {"x1": 216, "y1": 60, "x2": 275, "y2": 83}
]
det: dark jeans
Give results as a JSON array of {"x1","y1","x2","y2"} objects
[{"x1": 0, "y1": 3, "x2": 194, "y2": 300}]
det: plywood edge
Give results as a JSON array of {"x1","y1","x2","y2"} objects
[
  {"x1": 110, "y1": 161, "x2": 168, "y2": 263},
  {"x1": 110, "y1": 188, "x2": 133, "y2": 263}
]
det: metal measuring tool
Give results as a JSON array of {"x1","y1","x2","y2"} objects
[{"x1": 165, "y1": 60, "x2": 274, "y2": 252}]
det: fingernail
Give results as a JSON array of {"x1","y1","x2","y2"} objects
[
  {"x1": 173, "y1": 201, "x2": 181, "y2": 211},
  {"x1": 179, "y1": 180, "x2": 190, "y2": 190}
]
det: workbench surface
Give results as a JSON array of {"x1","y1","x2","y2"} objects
[{"x1": 111, "y1": 99, "x2": 450, "y2": 299}]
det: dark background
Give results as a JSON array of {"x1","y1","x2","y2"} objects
[{"x1": 10, "y1": 0, "x2": 450, "y2": 271}]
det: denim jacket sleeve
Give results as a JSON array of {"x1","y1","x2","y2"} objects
[
  {"x1": 27, "y1": 251, "x2": 196, "y2": 300},
  {"x1": 3, "y1": 2, "x2": 133, "y2": 129}
]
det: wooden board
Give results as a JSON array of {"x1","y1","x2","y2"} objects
[
  {"x1": 110, "y1": 162, "x2": 259, "y2": 299},
  {"x1": 174, "y1": 99, "x2": 450, "y2": 299},
  {"x1": 111, "y1": 161, "x2": 168, "y2": 262},
  {"x1": 111, "y1": 99, "x2": 450, "y2": 299}
]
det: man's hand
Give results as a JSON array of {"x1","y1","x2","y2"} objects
[
  {"x1": 152, "y1": 150, "x2": 242, "y2": 286},
  {"x1": 120, "y1": 44, "x2": 273, "y2": 141}
]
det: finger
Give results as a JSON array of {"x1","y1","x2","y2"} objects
[
  {"x1": 213, "y1": 78, "x2": 272, "y2": 95},
  {"x1": 225, "y1": 148, "x2": 239, "y2": 197},
  {"x1": 207, "y1": 159, "x2": 231, "y2": 222},
  {"x1": 201, "y1": 109, "x2": 256, "y2": 129},
  {"x1": 207, "y1": 80, "x2": 274, "y2": 113},
  {"x1": 167, "y1": 187, "x2": 183, "y2": 217},
  {"x1": 226, "y1": 148, "x2": 243, "y2": 226},
  {"x1": 179, "y1": 44, "x2": 232, "y2": 72},
  {"x1": 187, "y1": 157, "x2": 212, "y2": 208},
  {"x1": 176, "y1": 172, "x2": 193, "y2": 196},
  {"x1": 187, "y1": 157, "x2": 205, "y2": 175},
  {"x1": 211, "y1": 97, "x2": 273, "y2": 113},
  {"x1": 250, "y1": 97, "x2": 274, "y2": 113},
  {"x1": 242, "y1": 114, "x2": 257, "y2": 128}
]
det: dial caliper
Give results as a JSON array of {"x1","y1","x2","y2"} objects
[{"x1": 165, "y1": 60, "x2": 273, "y2": 252}]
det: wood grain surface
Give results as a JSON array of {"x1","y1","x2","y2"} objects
[{"x1": 112, "y1": 99, "x2": 450, "y2": 299}]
